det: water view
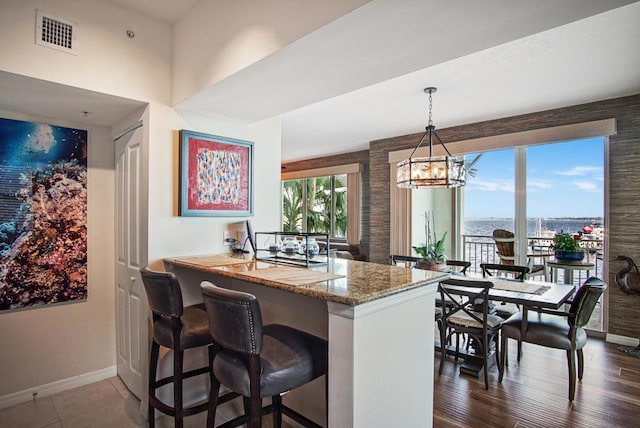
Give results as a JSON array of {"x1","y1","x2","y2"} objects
[{"x1": 464, "y1": 217, "x2": 603, "y2": 239}]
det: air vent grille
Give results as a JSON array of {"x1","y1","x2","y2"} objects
[{"x1": 35, "y1": 10, "x2": 78, "y2": 55}]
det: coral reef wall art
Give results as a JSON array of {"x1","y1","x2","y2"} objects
[{"x1": 0, "y1": 117, "x2": 87, "y2": 311}]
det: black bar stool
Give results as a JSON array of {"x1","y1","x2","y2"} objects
[
  {"x1": 140, "y1": 267, "x2": 237, "y2": 427},
  {"x1": 200, "y1": 281, "x2": 328, "y2": 428}
]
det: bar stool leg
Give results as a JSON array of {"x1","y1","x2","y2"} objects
[
  {"x1": 174, "y1": 349, "x2": 184, "y2": 428},
  {"x1": 272, "y1": 394, "x2": 283, "y2": 428},
  {"x1": 148, "y1": 340, "x2": 160, "y2": 428}
]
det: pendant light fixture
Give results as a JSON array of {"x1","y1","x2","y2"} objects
[{"x1": 396, "y1": 87, "x2": 465, "y2": 188}]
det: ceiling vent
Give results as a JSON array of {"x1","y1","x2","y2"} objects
[{"x1": 35, "y1": 10, "x2": 78, "y2": 55}]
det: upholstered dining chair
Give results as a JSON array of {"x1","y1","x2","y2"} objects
[
  {"x1": 140, "y1": 267, "x2": 237, "y2": 428},
  {"x1": 438, "y1": 278, "x2": 504, "y2": 390},
  {"x1": 200, "y1": 281, "x2": 328, "y2": 428},
  {"x1": 492, "y1": 229, "x2": 546, "y2": 279},
  {"x1": 499, "y1": 277, "x2": 606, "y2": 400}
]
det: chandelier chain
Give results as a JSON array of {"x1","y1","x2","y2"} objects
[{"x1": 428, "y1": 90, "x2": 433, "y2": 127}]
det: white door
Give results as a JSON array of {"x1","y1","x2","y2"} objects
[{"x1": 115, "y1": 125, "x2": 146, "y2": 399}]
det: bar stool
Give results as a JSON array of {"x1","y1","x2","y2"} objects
[
  {"x1": 200, "y1": 281, "x2": 328, "y2": 428},
  {"x1": 140, "y1": 267, "x2": 237, "y2": 428}
]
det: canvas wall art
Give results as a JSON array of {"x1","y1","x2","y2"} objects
[
  {"x1": 0, "y1": 117, "x2": 87, "y2": 311},
  {"x1": 179, "y1": 130, "x2": 254, "y2": 216}
]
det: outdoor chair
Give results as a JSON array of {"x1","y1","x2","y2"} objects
[
  {"x1": 492, "y1": 229, "x2": 546, "y2": 279},
  {"x1": 499, "y1": 277, "x2": 607, "y2": 400}
]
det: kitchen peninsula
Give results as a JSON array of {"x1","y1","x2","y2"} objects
[{"x1": 164, "y1": 254, "x2": 446, "y2": 428}]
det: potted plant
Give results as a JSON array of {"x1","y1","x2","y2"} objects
[
  {"x1": 552, "y1": 232, "x2": 584, "y2": 262},
  {"x1": 412, "y1": 211, "x2": 447, "y2": 271}
]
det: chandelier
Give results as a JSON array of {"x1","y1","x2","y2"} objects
[{"x1": 396, "y1": 87, "x2": 465, "y2": 188}]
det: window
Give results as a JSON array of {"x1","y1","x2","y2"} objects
[
  {"x1": 282, "y1": 174, "x2": 347, "y2": 239},
  {"x1": 281, "y1": 163, "x2": 361, "y2": 243}
]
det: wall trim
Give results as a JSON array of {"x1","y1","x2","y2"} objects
[
  {"x1": 606, "y1": 333, "x2": 640, "y2": 347},
  {"x1": 281, "y1": 162, "x2": 362, "y2": 180},
  {"x1": 0, "y1": 366, "x2": 117, "y2": 410}
]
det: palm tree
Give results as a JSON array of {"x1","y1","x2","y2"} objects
[
  {"x1": 282, "y1": 180, "x2": 303, "y2": 232},
  {"x1": 282, "y1": 175, "x2": 348, "y2": 237}
]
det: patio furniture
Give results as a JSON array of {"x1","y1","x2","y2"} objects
[{"x1": 493, "y1": 229, "x2": 546, "y2": 279}]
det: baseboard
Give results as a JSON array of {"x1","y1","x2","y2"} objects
[
  {"x1": 606, "y1": 333, "x2": 640, "y2": 347},
  {"x1": 0, "y1": 365, "x2": 117, "y2": 410}
]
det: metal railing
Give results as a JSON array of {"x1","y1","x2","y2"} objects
[{"x1": 461, "y1": 234, "x2": 604, "y2": 283}]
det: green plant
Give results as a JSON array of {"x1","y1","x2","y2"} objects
[
  {"x1": 551, "y1": 232, "x2": 582, "y2": 252},
  {"x1": 412, "y1": 211, "x2": 447, "y2": 264}
]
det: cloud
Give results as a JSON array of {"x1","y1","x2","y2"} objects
[
  {"x1": 555, "y1": 166, "x2": 602, "y2": 176},
  {"x1": 527, "y1": 179, "x2": 552, "y2": 191},
  {"x1": 468, "y1": 179, "x2": 514, "y2": 192},
  {"x1": 573, "y1": 180, "x2": 599, "y2": 192}
]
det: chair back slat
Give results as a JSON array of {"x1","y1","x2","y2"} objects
[
  {"x1": 480, "y1": 263, "x2": 529, "y2": 281},
  {"x1": 140, "y1": 267, "x2": 184, "y2": 318},
  {"x1": 569, "y1": 277, "x2": 607, "y2": 327},
  {"x1": 447, "y1": 260, "x2": 471, "y2": 274},
  {"x1": 201, "y1": 281, "x2": 263, "y2": 354},
  {"x1": 389, "y1": 254, "x2": 420, "y2": 268}
]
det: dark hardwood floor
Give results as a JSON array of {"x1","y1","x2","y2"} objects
[{"x1": 433, "y1": 337, "x2": 640, "y2": 427}]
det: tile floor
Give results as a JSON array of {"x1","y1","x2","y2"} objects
[{"x1": 0, "y1": 377, "x2": 291, "y2": 428}]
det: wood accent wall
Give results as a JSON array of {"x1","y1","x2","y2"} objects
[
  {"x1": 369, "y1": 93, "x2": 640, "y2": 339},
  {"x1": 281, "y1": 150, "x2": 370, "y2": 258}
]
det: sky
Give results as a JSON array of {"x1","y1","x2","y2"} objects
[{"x1": 464, "y1": 137, "x2": 604, "y2": 219}]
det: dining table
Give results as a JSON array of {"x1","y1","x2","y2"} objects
[{"x1": 438, "y1": 274, "x2": 576, "y2": 377}]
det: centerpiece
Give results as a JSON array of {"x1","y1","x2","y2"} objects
[
  {"x1": 412, "y1": 211, "x2": 447, "y2": 271},
  {"x1": 552, "y1": 232, "x2": 585, "y2": 262}
]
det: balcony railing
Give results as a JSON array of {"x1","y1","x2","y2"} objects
[{"x1": 461, "y1": 234, "x2": 604, "y2": 284}]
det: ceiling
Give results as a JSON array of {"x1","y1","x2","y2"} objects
[{"x1": 2, "y1": 1, "x2": 638, "y2": 162}]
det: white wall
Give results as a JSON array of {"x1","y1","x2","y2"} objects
[
  {"x1": 0, "y1": 0, "x2": 283, "y2": 404},
  {"x1": 146, "y1": 105, "x2": 282, "y2": 263},
  {"x1": 0, "y1": 0, "x2": 172, "y2": 104},
  {"x1": 172, "y1": 0, "x2": 369, "y2": 104},
  {"x1": 0, "y1": 110, "x2": 116, "y2": 399}
]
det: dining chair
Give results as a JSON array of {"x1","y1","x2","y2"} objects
[
  {"x1": 389, "y1": 254, "x2": 420, "y2": 268},
  {"x1": 480, "y1": 262, "x2": 530, "y2": 280},
  {"x1": 492, "y1": 229, "x2": 546, "y2": 279},
  {"x1": 480, "y1": 262, "x2": 531, "y2": 361},
  {"x1": 200, "y1": 281, "x2": 327, "y2": 428},
  {"x1": 446, "y1": 259, "x2": 471, "y2": 274},
  {"x1": 438, "y1": 278, "x2": 504, "y2": 390},
  {"x1": 499, "y1": 277, "x2": 607, "y2": 400}
]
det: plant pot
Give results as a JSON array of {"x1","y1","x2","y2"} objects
[
  {"x1": 554, "y1": 250, "x2": 585, "y2": 262},
  {"x1": 416, "y1": 261, "x2": 447, "y2": 272}
]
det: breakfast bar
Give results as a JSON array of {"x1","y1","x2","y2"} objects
[{"x1": 163, "y1": 254, "x2": 447, "y2": 428}]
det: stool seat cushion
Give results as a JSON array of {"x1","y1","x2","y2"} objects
[
  {"x1": 214, "y1": 324, "x2": 327, "y2": 398},
  {"x1": 502, "y1": 312, "x2": 587, "y2": 350},
  {"x1": 153, "y1": 303, "x2": 212, "y2": 349}
]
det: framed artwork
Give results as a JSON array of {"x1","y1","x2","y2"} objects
[
  {"x1": 0, "y1": 117, "x2": 88, "y2": 311},
  {"x1": 179, "y1": 130, "x2": 254, "y2": 216}
]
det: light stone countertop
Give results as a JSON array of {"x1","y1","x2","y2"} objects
[{"x1": 164, "y1": 254, "x2": 447, "y2": 306}]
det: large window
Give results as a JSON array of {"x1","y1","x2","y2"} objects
[{"x1": 282, "y1": 174, "x2": 348, "y2": 239}]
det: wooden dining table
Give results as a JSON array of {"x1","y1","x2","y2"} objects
[{"x1": 438, "y1": 274, "x2": 576, "y2": 377}]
